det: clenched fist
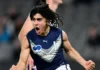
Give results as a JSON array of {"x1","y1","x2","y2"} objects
[{"x1": 84, "y1": 60, "x2": 95, "y2": 70}]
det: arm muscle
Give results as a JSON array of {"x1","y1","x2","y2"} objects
[{"x1": 16, "y1": 37, "x2": 30, "y2": 70}]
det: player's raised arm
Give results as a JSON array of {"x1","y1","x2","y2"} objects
[
  {"x1": 18, "y1": 15, "x2": 33, "y2": 44},
  {"x1": 62, "y1": 30, "x2": 95, "y2": 70}
]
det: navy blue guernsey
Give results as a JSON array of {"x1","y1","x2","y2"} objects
[{"x1": 26, "y1": 26, "x2": 68, "y2": 70}]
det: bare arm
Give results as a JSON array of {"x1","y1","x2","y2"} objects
[
  {"x1": 62, "y1": 30, "x2": 95, "y2": 69},
  {"x1": 18, "y1": 15, "x2": 33, "y2": 44},
  {"x1": 18, "y1": 14, "x2": 34, "y2": 70},
  {"x1": 16, "y1": 36, "x2": 30, "y2": 70}
]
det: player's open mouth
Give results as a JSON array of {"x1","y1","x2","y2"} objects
[
  {"x1": 35, "y1": 27, "x2": 41, "y2": 34},
  {"x1": 35, "y1": 27, "x2": 40, "y2": 31}
]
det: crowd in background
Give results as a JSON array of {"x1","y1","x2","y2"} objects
[{"x1": 0, "y1": 0, "x2": 100, "y2": 70}]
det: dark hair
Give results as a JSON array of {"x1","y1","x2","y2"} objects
[
  {"x1": 30, "y1": 4, "x2": 63, "y2": 27},
  {"x1": 41, "y1": 0, "x2": 46, "y2": 3},
  {"x1": 37, "y1": 0, "x2": 46, "y2": 5}
]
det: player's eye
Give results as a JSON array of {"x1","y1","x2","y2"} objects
[
  {"x1": 32, "y1": 18, "x2": 43, "y2": 21},
  {"x1": 37, "y1": 18, "x2": 43, "y2": 21}
]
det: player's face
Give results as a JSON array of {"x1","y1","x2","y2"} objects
[
  {"x1": 53, "y1": 0, "x2": 63, "y2": 4},
  {"x1": 32, "y1": 13, "x2": 48, "y2": 35}
]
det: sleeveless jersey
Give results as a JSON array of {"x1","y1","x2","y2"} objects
[{"x1": 26, "y1": 26, "x2": 68, "y2": 70}]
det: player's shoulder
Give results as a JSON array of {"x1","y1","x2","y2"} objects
[
  {"x1": 61, "y1": 30, "x2": 68, "y2": 41},
  {"x1": 51, "y1": 26, "x2": 67, "y2": 35},
  {"x1": 50, "y1": 26, "x2": 62, "y2": 32},
  {"x1": 26, "y1": 28, "x2": 35, "y2": 37}
]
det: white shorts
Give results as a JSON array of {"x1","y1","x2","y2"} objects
[
  {"x1": 30, "y1": 64, "x2": 71, "y2": 70},
  {"x1": 56, "y1": 64, "x2": 71, "y2": 70}
]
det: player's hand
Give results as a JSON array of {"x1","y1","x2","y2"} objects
[
  {"x1": 9, "y1": 65, "x2": 16, "y2": 70},
  {"x1": 27, "y1": 56, "x2": 34, "y2": 70},
  {"x1": 84, "y1": 60, "x2": 95, "y2": 70}
]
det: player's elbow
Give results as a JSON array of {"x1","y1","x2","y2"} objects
[{"x1": 66, "y1": 47, "x2": 73, "y2": 55}]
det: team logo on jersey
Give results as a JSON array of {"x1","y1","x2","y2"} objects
[
  {"x1": 32, "y1": 45, "x2": 42, "y2": 52},
  {"x1": 29, "y1": 40, "x2": 42, "y2": 53}
]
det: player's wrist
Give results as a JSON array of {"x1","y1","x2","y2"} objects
[{"x1": 80, "y1": 60, "x2": 87, "y2": 69}]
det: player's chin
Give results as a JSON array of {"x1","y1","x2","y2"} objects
[{"x1": 35, "y1": 30, "x2": 40, "y2": 35}]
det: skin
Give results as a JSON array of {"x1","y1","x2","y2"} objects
[
  {"x1": 18, "y1": 0, "x2": 63, "y2": 43},
  {"x1": 10, "y1": 13, "x2": 95, "y2": 70},
  {"x1": 31, "y1": 13, "x2": 50, "y2": 36},
  {"x1": 18, "y1": 0, "x2": 63, "y2": 69}
]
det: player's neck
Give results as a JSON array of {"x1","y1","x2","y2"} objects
[
  {"x1": 41, "y1": 25, "x2": 50, "y2": 36},
  {"x1": 46, "y1": 1, "x2": 58, "y2": 12}
]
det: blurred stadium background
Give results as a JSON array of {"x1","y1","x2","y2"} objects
[{"x1": 0, "y1": 0, "x2": 100, "y2": 70}]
